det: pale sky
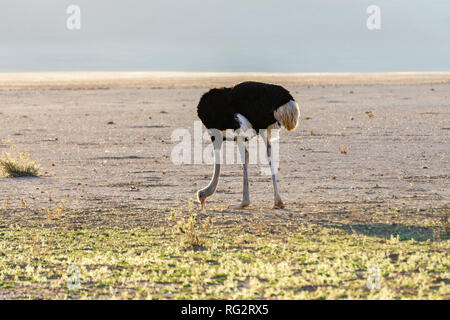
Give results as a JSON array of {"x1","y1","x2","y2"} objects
[{"x1": 0, "y1": 0, "x2": 449, "y2": 72}]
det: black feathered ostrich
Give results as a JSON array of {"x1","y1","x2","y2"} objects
[{"x1": 196, "y1": 81, "x2": 300, "y2": 210}]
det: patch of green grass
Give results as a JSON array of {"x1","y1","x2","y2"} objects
[{"x1": 0, "y1": 209, "x2": 448, "y2": 300}]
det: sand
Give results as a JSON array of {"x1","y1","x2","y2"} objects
[
  {"x1": 1, "y1": 71, "x2": 450, "y2": 89},
  {"x1": 0, "y1": 72, "x2": 449, "y2": 214}
]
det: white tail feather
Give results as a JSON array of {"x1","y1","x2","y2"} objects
[{"x1": 274, "y1": 100, "x2": 300, "y2": 131}]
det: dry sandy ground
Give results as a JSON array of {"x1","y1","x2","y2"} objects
[{"x1": 0, "y1": 72, "x2": 449, "y2": 216}]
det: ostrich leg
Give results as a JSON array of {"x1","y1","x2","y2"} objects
[
  {"x1": 262, "y1": 129, "x2": 285, "y2": 209},
  {"x1": 229, "y1": 137, "x2": 250, "y2": 209}
]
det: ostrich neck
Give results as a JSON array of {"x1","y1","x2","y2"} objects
[{"x1": 200, "y1": 150, "x2": 221, "y2": 197}]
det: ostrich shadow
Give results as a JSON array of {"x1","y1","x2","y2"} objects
[
  {"x1": 277, "y1": 205, "x2": 449, "y2": 242},
  {"x1": 195, "y1": 203, "x2": 448, "y2": 242},
  {"x1": 204, "y1": 208, "x2": 252, "y2": 216},
  {"x1": 0, "y1": 176, "x2": 46, "y2": 182},
  {"x1": 322, "y1": 222, "x2": 448, "y2": 242}
]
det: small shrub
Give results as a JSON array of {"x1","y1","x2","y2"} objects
[
  {"x1": 178, "y1": 213, "x2": 210, "y2": 249},
  {"x1": 46, "y1": 202, "x2": 66, "y2": 221},
  {"x1": 365, "y1": 111, "x2": 374, "y2": 118},
  {"x1": 339, "y1": 145, "x2": 348, "y2": 154},
  {"x1": 0, "y1": 149, "x2": 41, "y2": 177}
]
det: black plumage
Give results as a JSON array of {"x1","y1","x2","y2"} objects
[{"x1": 197, "y1": 81, "x2": 294, "y2": 132}]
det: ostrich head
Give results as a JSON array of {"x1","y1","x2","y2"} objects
[
  {"x1": 274, "y1": 100, "x2": 300, "y2": 131},
  {"x1": 197, "y1": 189, "x2": 207, "y2": 209}
]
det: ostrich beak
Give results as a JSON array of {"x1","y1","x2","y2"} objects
[{"x1": 201, "y1": 198, "x2": 206, "y2": 210}]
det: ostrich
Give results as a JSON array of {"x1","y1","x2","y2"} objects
[{"x1": 196, "y1": 81, "x2": 300, "y2": 210}]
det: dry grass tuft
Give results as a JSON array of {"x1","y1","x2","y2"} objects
[
  {"x1": 339, "y1": 145, "x2": 348, "y2": 154},
  {"x1": 0, "y1": 149, "x2": 41, "y2": 177},
  {"x1": 46, "y1": 202, "x2": 67, "y2": 221},
  {"x1": 178, "y1": 212, "x2": 211, "y2": 249},
  {"x1": 365, "y1": 111, "x2": 374, "y2": 118},
  {"x1": 310, "y1": 128, "x2": 319, "y2": 136}
]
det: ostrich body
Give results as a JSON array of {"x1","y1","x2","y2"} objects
[{"x1": 196, "y1": 81, "x2": 300, "y2": 209}]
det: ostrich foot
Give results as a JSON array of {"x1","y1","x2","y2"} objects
[
  {"x1": 273, "y1": 198, "x2": 285, "y2": 209},
  {"x1": 228, "y1": 200, "x2": 250, "y2": 209}
]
